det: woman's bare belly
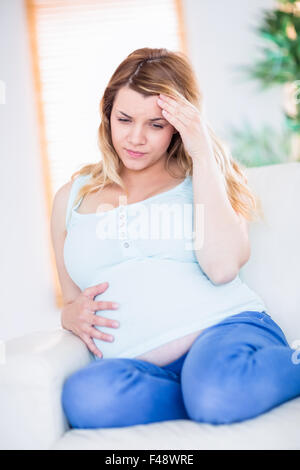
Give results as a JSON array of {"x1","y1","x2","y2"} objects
[{"x1": 135, "y1": 329, "x2": 205, "y2": 367}]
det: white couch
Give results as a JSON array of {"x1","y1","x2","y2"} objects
[{"x1": 1, "y1": 162, "x2": 300, "y2": 450}]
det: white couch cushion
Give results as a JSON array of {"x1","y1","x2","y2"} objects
[
  {"x1": 52, "y1": 395, "x2": 300, "y2": 450},
  {"x1": 241, "y1": 162, "x2": 300, "y2": 345}
]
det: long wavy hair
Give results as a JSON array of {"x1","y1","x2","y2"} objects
[{"x1": 70, "y1": 47, "x2": 263, "y2": 222}]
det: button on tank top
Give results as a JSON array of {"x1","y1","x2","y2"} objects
[{"x1": 64, "y1": 173, "x2": 266, "y2": 360}]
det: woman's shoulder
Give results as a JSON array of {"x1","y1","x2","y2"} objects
[
  {"x1": 57, "y1": 173, "x2": 91, "y2": 200},
  {"x1": 51, "y1": 180, "x2": 73, "y2": 237},
  {"x1": 52, "y1": 173, "x2": 91, "y2": 231},
  {"x1": 52, "y1": 179, "x2": 73, "y2": 216}
]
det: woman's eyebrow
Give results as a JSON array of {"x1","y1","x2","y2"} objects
[{"x1": 117, "y1": 110, "x2": 167, "y2": 122}]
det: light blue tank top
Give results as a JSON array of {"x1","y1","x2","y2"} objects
[{"x1": 64, "y1": 173, "x2": 266, "y2": 359}]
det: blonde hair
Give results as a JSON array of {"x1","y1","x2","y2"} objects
[{"x1": 71, "y1": 47, "x2": 263, "y2": 222}]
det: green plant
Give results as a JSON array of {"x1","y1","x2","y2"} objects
[
  {"x1": 242, "y1": 6, "x2": 300, "y2": 86},
  {"x1": 236, "y1": 0, "x2": 300, "y2": 125},
  {"x1": 228, "y1": 0, "x2": 300, "y2": 164}
]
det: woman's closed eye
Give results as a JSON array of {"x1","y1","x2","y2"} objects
[{"x1": 117, "y1": 118, "x2": 164, "y2": 129}]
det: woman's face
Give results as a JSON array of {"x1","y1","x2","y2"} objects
[{"x1": 110, "y1": 86, "x2": 177, "y2": 170}]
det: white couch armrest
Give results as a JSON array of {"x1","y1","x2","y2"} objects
[{"x1": 0, "y1": 328, "x2": 93, "y2": 450}]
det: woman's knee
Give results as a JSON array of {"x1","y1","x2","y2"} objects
[
  {"x1": 62, "y1": 359, "x2": 129, "y2": 428},
  {"x1": 180, "y1": 343, "x2": 259, "y2": 424},
  {"x1": 182, "y1": 378, "x2": 249, "y2": 424}
]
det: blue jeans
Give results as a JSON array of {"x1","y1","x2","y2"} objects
[{"x1": 62, "y1": 311, "x2": 300, "y2": 428}]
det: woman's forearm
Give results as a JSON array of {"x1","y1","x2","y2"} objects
[{"x1": 192, "y1": 154, "x2": 250, "y2": 284}]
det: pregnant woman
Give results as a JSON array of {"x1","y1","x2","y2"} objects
[{"x1": 51, "y1": 47, "x2": 300, "y2": 428}]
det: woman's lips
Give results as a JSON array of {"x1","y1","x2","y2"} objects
[{"x1": 125, "y1": 149, "x2": 147, "y2": 158}]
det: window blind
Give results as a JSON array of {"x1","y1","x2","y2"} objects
[{"x1": 27, "y1": 0, "x2": 187, "y2": 194}]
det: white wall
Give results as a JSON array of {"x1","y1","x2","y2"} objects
[
  {"x1": 0, "y1": 0, "x2": 282, "y2": 341},
  {"x1": 183, "y1": 0, "x2": 282, "y2": 137},
  {"x1": 0, "y1": 0, "x2": 60, "y2": 341}
]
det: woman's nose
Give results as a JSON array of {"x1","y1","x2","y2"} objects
[{"x1": 127, "y1": 125, "x2": 147, "y2": 144}]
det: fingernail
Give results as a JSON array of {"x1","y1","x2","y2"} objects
[
  {"x1": 113, "y1": 321, "x2": 119, "y2": 328},
  {"x1": 112, "y1": 303, "x2": 119, "y2": 309}
]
